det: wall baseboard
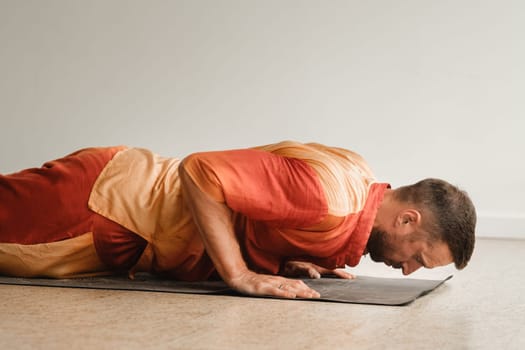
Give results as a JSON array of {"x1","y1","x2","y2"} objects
[{"x1": 476, "y1": 215, "x2": 525, "y2": 239}]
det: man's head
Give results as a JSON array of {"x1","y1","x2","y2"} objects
[{"x1": 367, "y1": 178, "x2": 476, "y2": 275}]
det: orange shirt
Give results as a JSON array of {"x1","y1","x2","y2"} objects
[{"x1": 88, "y1": 141, "x2": 389, "y2": 281}]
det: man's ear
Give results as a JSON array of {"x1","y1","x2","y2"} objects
[{"x1": 397, "y1": 209, "x2": 422, "y2": 227}]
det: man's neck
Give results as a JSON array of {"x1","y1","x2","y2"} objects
[{"x1": 373, "y1": 188, "x2": 395, "y2": 229}]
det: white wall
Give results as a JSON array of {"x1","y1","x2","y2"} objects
[{"x1": 1, "y1": 0, "x2": 523, "y2": 238}]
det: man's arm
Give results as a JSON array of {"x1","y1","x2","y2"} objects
[{"x1": 179, "y1": 163, "x2": 320, "y2": 299}]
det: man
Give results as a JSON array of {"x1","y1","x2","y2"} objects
[{"x1": 0, "y1": 141, "x2": 476, "y2": 299}]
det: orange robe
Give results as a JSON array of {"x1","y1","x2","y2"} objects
[{"x1": 0, "y1": 141, "x2": 388, "y2": 280}]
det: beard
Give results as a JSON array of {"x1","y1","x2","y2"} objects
[{"x1": 366, "y1": 227, "x2": 388, "y2": 263}]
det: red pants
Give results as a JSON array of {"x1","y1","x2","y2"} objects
[{"x1": 0, "y1": 146, "x2": 147, "y2": 272}]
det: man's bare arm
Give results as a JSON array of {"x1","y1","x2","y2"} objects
[{"x1": 179, "y1": 162, "x2": 320, "y2": 299}]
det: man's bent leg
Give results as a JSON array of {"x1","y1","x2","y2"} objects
[{"x1": 0, "y1": 146, "x2": 149, "y2": 277}]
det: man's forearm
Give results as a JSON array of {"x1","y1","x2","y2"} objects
[{"x1": 179, "y1": 163, "x2": 249, "y2": 284}]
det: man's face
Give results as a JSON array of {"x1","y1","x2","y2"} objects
[{"x1": 366, "y1": 227, "x2": 453, "y2": 275}]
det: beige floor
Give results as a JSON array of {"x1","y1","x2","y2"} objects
[{"x1": 1, "y1": 237, "x2": 524, "y2": 350}]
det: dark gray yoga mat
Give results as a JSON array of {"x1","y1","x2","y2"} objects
[{"x1": 0, "y1": 273, "x2": 452, "y2": 306}]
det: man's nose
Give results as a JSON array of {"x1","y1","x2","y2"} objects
[{"x1": 401, "y1": 261, "x2": 423, "y2": 275}]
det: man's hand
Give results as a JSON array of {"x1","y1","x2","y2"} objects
[
  {"x1": 281, "y1": 260, "x2": 355, "y2": 279},
  {"x1": 228, "y1": 270, "x2": 321, "y2": 299}
]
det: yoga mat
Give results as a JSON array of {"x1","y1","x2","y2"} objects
[{"x1": 0, "y1": 274, "x2": 452, "y2": 306}]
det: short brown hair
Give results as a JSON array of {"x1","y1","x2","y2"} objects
[{"x1": 394, "y1": 178, "x2": 476, "y2": 269}]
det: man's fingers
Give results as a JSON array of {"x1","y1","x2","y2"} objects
[
  {"x1": 273, "y1": 279, "x2": 320, "y2": 299},
  {"x1": 307, "y1": 268, "x2": 321, "y2": 279},
  {"x1": 315, "y1": 265, "x2": 355, "y2": 279},
  {"x1": 233, "y1": 273, "x2": 320, "y2": 299},
  {"x1": 333, "y1": 269, "x2": 355, "y2": 279}
]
